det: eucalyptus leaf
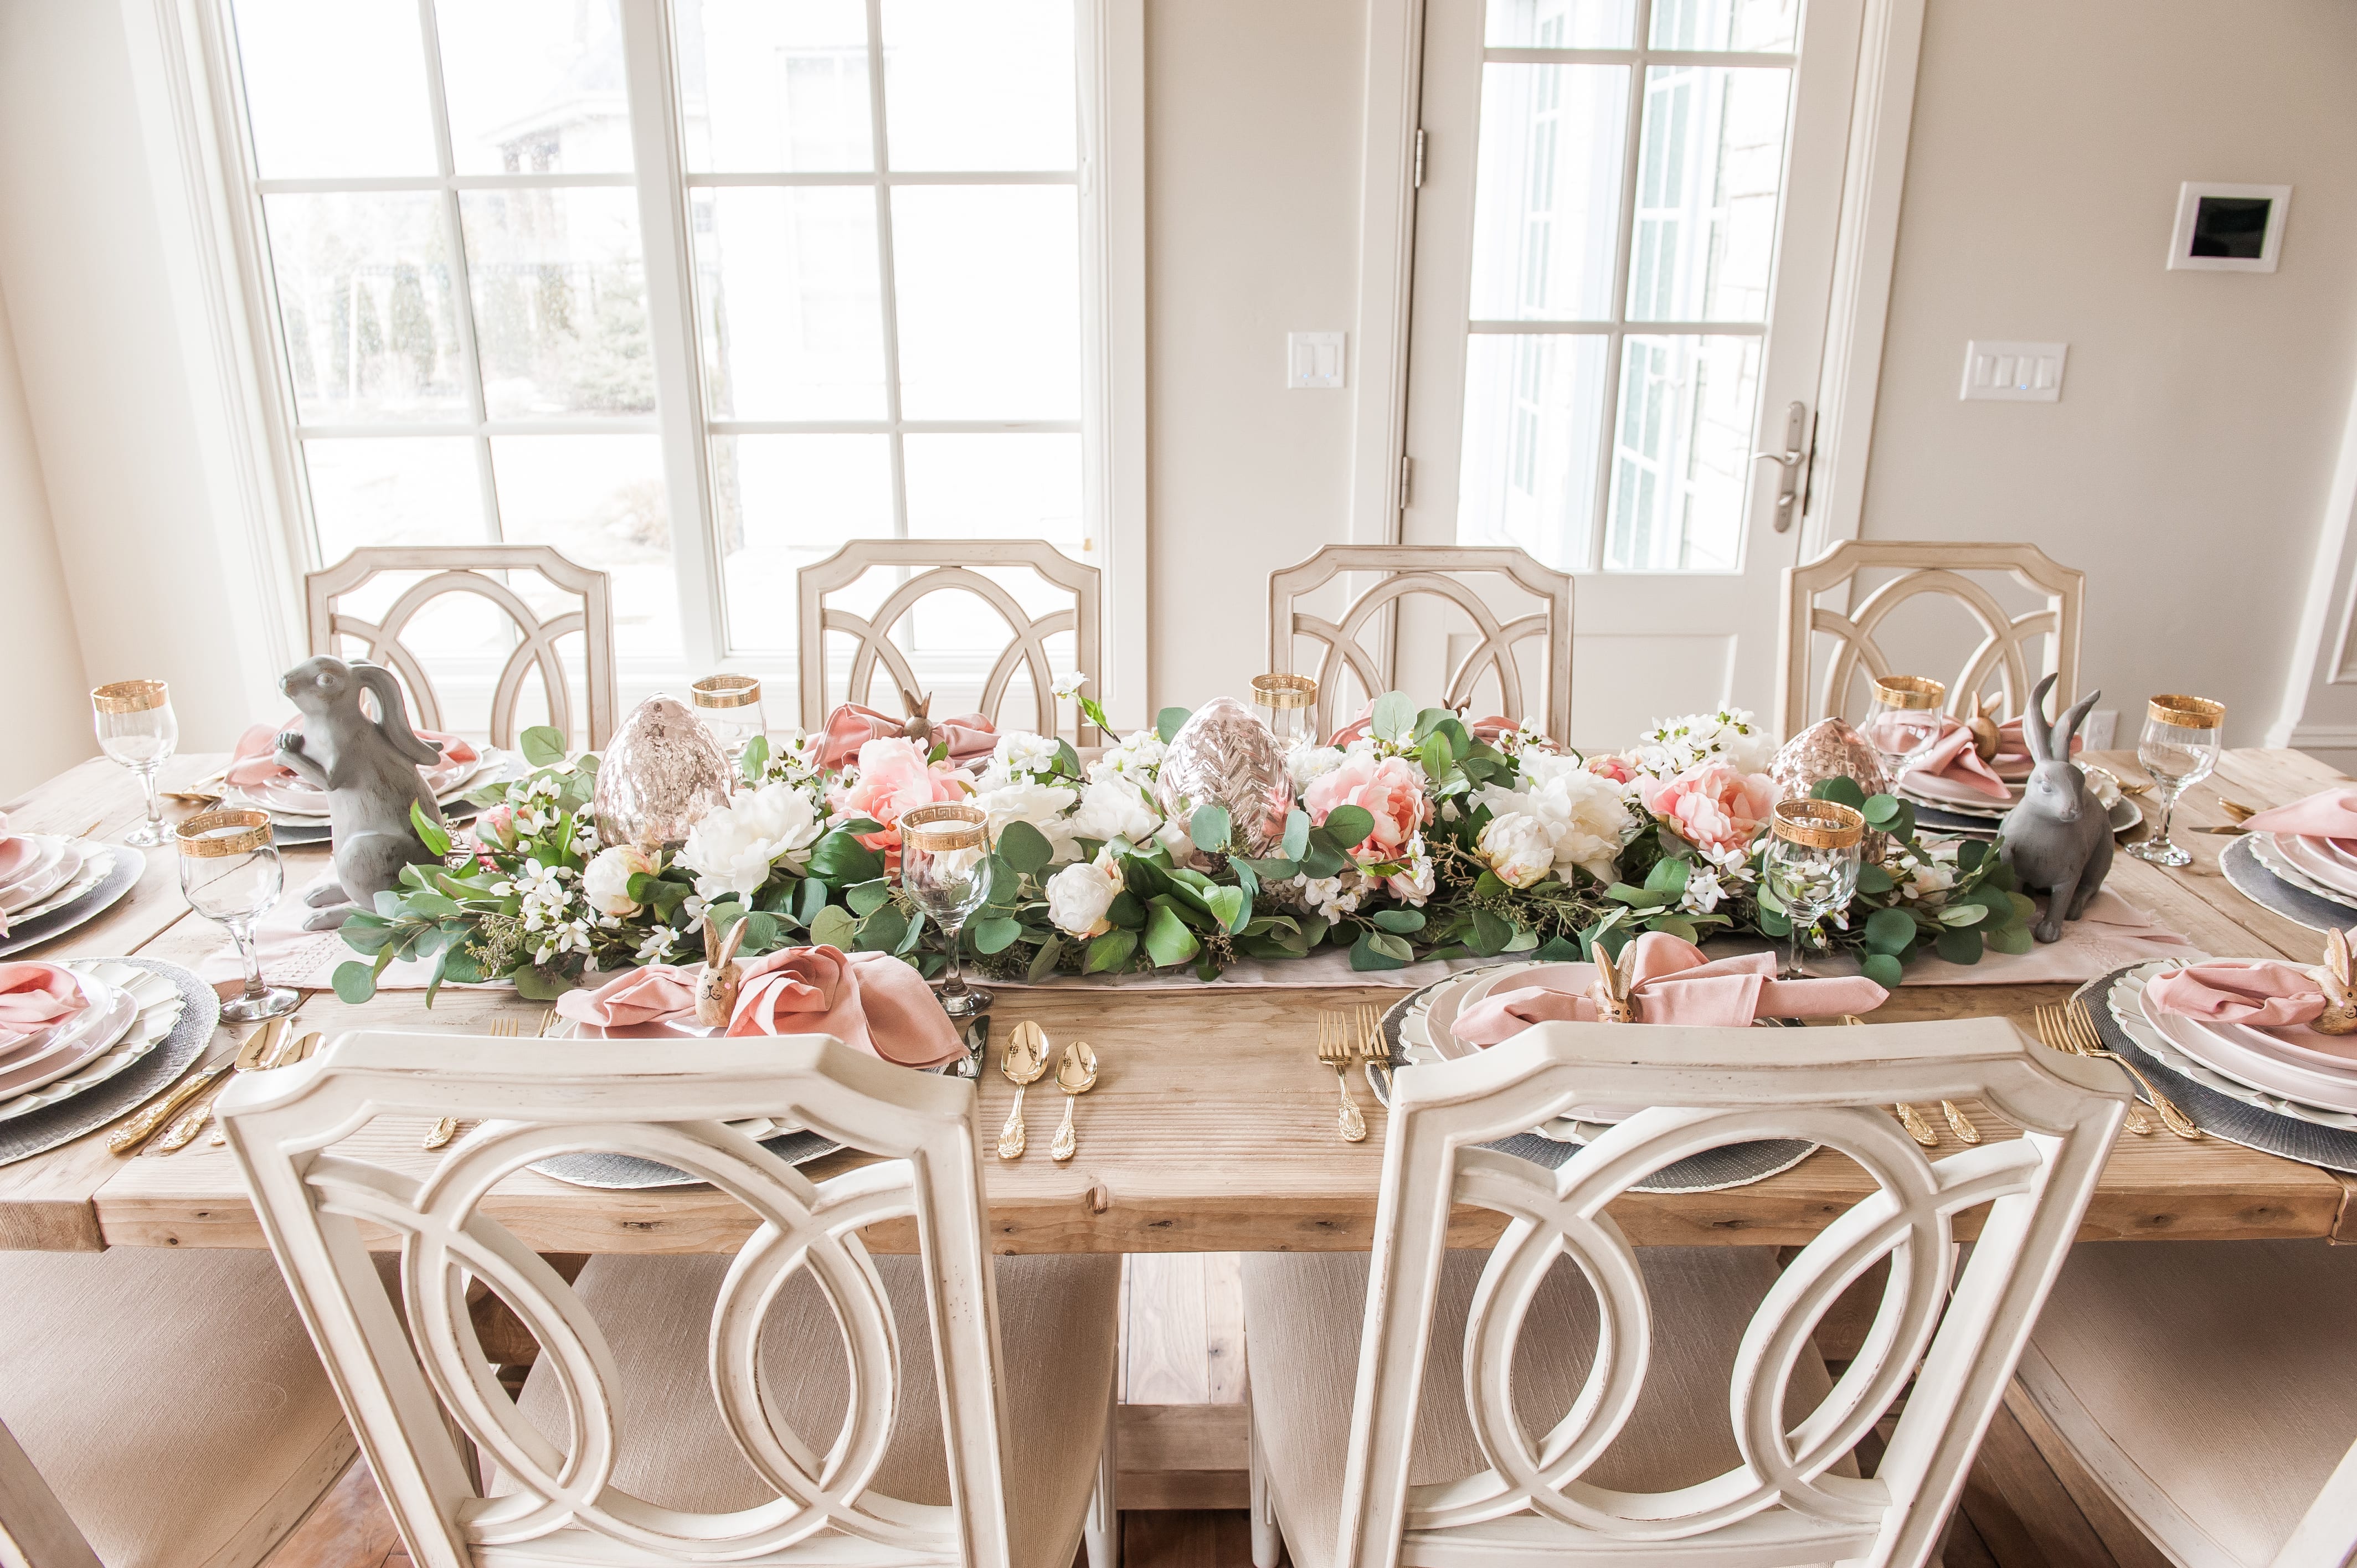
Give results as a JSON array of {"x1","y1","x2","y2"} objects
[
  {"x1": 1862, "y1": 793, "x2": 1904, "y2": 828},
  {"x1": 1203, "y1": 884, "x2": 1249, "y2": 933},
  {"x1": 1321, "y1": 804, "x2": 1374, "y2": 849},
  {"x1": 846, "y1": 879, "x2": 893, "y2": 916},
  {"x1": 1855, "y1": 862, "x2": 1896, "y2": 895},
  {"x1": 808, "y1": 828, "x2": 884, "y2": 885},
  {"x1": 1470, "y1": 908, "x2": 1514, "y2": 955},
  {"x1": 1371, "y1": 691, "x2": 1418, "y2": 743},
  {"x1": 409, "y1": 802, "x2": 451, "y2": 858},
  {"x1": 1085, "y1": 928, "x2": 1138, "y2": 974},
  {"x1": 1985, "y1": 924, "x2": 2035, "y2": 956},
  {"x1": 1473, "y1": 870, "x2": 1506, "y2": 900},
  {"x1": 1372, "y1": 908, "x2": 1425, "y2": 935},
  {"x1": 332, "y1": 961, "x2": 378, "y2": 1004},
  {"x1": 1349, "y1": 930, "x2": 1411, "y2": 971},
  {"x1": 969, "y1": 914, "x2": 1022, "y2": 955},
  {"x1": 1281, "y1": 808, "x2": 1310, "y2": 860},
  {"x1": 1188, "y1": 803, "x2": 1233, "y2": 854},
  {"x1": 809, "y1": 905, "x2": 858, "y2": 948},
  {"x1": 1027, "y1": 936, "x2": 1066, "y2": 982},
  {"x1": 1648, "y1": 914, "x2": 1698, "y2": 945},
  {"x1": 1810, "y1": 776, "x2": 1868, "y2": 809},
  {"x1": 1144, "y1": 904, "x2": 1200, "y2": 967},
  {"x1": 519, "y1": 725, "x2": 567, "y2": 767},
  {"x1": 1937, "y1": 902, "x2": 1989, "y2": 927},
  {"x1": 1934, "y1": 926, "x2": 1985, "y2": 964},
  {"x1": 1864, "y1": 906, "x2": 1918, "y2": 955},
  {"x1": 1861, "y1": 952, "x2": 1906, "y2": 990},
  {"x1": 996, "y1": 819, "x2": 1054, "y2": 876},
  {"x1": 1300, "y1": 838, "x2": 1349, "y2": 879},
  {"x1": 738, "y1": 911, "x2": 786, "y2": 952},
  {"x1": 1156, "y1": 706, "x2": 1191, "y2": 744},
  {"x1": 794, "y1": 877, "x2": 831, "y2": 926}
]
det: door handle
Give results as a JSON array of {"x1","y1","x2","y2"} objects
[{"x1": 1751, "y1": 400, "x2": 1809, "y2": 533}]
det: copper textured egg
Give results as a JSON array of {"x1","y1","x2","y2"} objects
[
  {"x1": 593, "y1": 695, "x2": 735, "y2": 850},
  {"x1": 1154, "y1": 697, "x2": 1291, "y2": 859},
  {"x1": 1771, "y1": 718, "x2": 1893, "y2": 803}
]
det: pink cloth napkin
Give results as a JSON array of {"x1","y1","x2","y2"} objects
[
  {"x1": 0, "y1": 963, "x2": 87, "y2": 1049},
  {"x1": 1327, "y1": 704, "x2": 1516, "y2": 749},
  {"x1": 2143, "y1": 960, "x2": 2329, "y2": 1029},
  {"x1": 225, "y1": 715, "x2": 478, "y2": 790},
  {"x1": 1452, "y1": 932, "x2": 1888, "y2": 1044},
  {"x1": 2238, "y1": 790, "x2": 2357, "y2": 845},
  {"x1": 555, "y1": 944, "x2": 966, "y2": 1069},
  {"x1": 1891, "y1": 715, "x2": 2077, "y2": 800},
  {"x1": 816, "y1": 703, "x2": 998, "y2": 774}
]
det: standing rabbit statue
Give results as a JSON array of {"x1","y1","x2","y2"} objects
[
  {"x1": 274, "y1": 657, "x2": 452, "y2": 931},
  {"x1": 1999, "y1": 672, "x2": 2114, "y2": 943}
]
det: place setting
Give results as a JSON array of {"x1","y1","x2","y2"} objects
[
  {"x1": 1867, "y1": 677, "x2": 2143, "y2": 840},
  {"x1": 2211, "y1": 772, "x2": 2357, "y2": 932},
  {"x1": 0, "y1": 947, "x2": 215, "y2": 1168}
]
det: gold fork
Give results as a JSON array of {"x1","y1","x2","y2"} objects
[
  {"x1": 424, "y1": 1014, "x2": 535, "y2": 1149},
  {"x1": 1844, "y1": 1014, "x2": 1939, "y2": 1146},
  {"x1": 2032, "y1": 1004, "x2": 2149, "y2": 1136},
  {"x1": 2063, "y1": 999, "x2": 2201, "y2": 1140},
  {"x1": 1317, "y1": 1012, "x2": 1367, "y2": 1143}
]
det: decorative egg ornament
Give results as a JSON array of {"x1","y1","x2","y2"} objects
[
  {"x1": 1154, "y1": 697, "x2": 1292, "y2": 859},
  {"x1": 593, "y1": 695, "x2": 735, "y2": 850},
  {"x1": 1770, "y1": 718, "x2": 1893, "y2": 804}
]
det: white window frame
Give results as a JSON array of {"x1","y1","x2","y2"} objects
[{"x1": 154, "y1": 0, "x2": 1148, "y2": 731}]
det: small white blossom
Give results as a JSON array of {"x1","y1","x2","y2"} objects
[
  {"x1": 635, "y1": 926, "x2": 680, "y2": 964},
  {"x1": 1633, "y1": 708, "x2": 1774, "y2": 778},
  {"x1": 1680, "y1": 864, "x2": 1731, "y2": 914},
  {"x1": 1300, "y1": 873, "x2": 1365, "y2": 921},
  {"x1": 1092, "y1": 729, "x2": 1167, "y2": 787},
  {"x1": 1053, "y1": 671, "x2": 1088, "y2": 700}
]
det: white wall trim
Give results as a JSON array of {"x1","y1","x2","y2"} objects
[
  {"x1": 2268, "y1": 355, "x2": 2357, "y2": 747},
  {"x1": 1800, "y1": 0, "x2": 1925, "y2": 557},
  {"x1": 1346, "y1": 0, "x2": 1424, "y2": 548},
  {"x1": 1080, "y1": 0, "x2": 1149, "y2": 728}
]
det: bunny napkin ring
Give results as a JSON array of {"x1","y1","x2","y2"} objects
[{"x1": 2309, "y1": 928, "x2": 2357, "y2": 1036}]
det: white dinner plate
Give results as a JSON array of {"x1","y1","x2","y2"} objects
[
  {"x1": 2137, "y1": 973, "x2": 2357, "y2": 1116},
  {"x1": 2107, "y1": 962, "x2": 2357, "y2": 1132},
  {"x1": 1394, "y1": 960, "x2": 1635, "y2": 1139},
  {"x1": 0, "y1": 837, "x2": 70, "y2": 905},
  {"x1": 0, "y1": 839, "x2": 85, "y2": 916},
  {"x1": 1897, "y1": 767, "x2": 2021, "y2": 814},
  {"x1": 8, "y1": 847, "x2": 115, "y2": 926},
  {"x1": 2251, "y1": 834, "x2": 2357, "y2": 915},
  {"x1": 2272, "y1": 833, "x2": 2357, "y2": 901},
  {"x1": 0, "y1": 968, "x2": 120, "y2": 1071},
  {"x1": 0, "y1": 971, "x2": 134, "y2": 1100},
  {"x1": 0, "y1": 836, "x2": 42, "y2": 888},
  {"x1": 0, "y1": 962, "x2": 184, "y2": 1122}
]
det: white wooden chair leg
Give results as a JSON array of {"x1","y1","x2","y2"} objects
[
  {"x1": 1084, "y1": 1378, "x2": 1119, "y2": 1568},
  {"x1": 0, "y1": 1415, "x2": 102, "y2": 1568},
  {"x1": 1249, "y1": 1404, "x2": 1280, "y2": 1568}
]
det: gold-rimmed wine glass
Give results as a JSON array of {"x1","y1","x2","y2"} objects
[
  {"x1": 1764, "y1": 798, "x2": 1865, "y2": 979},
  {"x1": 1251, "y1": 673, "x2": 1317, "y2": 747},
  {"x1": 177, "y1": 808, "x2": 298, "y2": 1022},
  {"x1": 92, "y1": 679, "x2": 178, "y2": 847},
  {"x1": 690, "y1": 675, "x2": 766, "y2": 763},
  {"x1": 2129, "y1": 694, "x2": 2224, "y2": 866},
  {"x1": 1865, "y1": 674, "x2": 1947, "y2": 780},
  {"x1": 901, "y1": 802, "x2": 993, "y2": 1019}
]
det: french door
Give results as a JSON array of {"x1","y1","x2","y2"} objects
[{"x1": 1399, "y1": 0, "x2": 1865, "y2": 750}]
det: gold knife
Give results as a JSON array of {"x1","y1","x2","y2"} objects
[
  {"x1": 111, "y1": 1017, "x2": 285, "y2": 1155},
  {"x1": 150, "y1": 1019, "x2": 301, "y2": 1153}
]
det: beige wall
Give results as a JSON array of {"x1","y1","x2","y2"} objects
[
  {"x1": 1144, "y1": 0, "x2": 1367, "y2": 711},
  {"x1": 1860, "y1": 0, "x2": 2357, "y2": 748},
  {"x1": 0, "y1": 284, "x2": 89, "y2": 798}
]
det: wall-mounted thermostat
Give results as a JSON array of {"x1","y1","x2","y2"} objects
[{"x1": 2168, "y1": 182, "x2": 2290, "y2": 272}]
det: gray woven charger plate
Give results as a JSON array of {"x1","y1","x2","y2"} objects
[
  {"x1": 0, "y1": 852, "x2": 145, "y2": 960},
  {"x1": 1903, "y1": 797, "x2": 2139, "y2": 840},
  {"x1": 532, "y1": 1128, "x2": 846, "y2": 1189},
  {"x1": 2075, "y1": 963, "x2": 2357, "y2": 1175},
  {"x1": 1372, "y1": 978, "x2": 1816, "y2": 1194},
  {"x1": 2220, "y1": 833, "x2": 2357, "y2": 933},
  {"x1": 0, "y1": 957, "x2": 219, "y2": 1167},
  {"x1": 269, "y1": 797, "x2": 483, "y2": 849}
]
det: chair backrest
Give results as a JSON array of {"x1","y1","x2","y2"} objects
[
  {"x1": 1777, "y1": 540, "x2": 2085, "y2": 739},
  {"x1": 306, "y1": 545, "x2": 619, "y2": 750},
  {"x1": 1267, "y1": 545, "x2": 1573, "y2": 744},
  {"x1": 797, "y1": 540, "x2": 1102, "y2": 745},
  {"x1": 218, "y1": 1033, "x2": 1017, "y2": 1568},
  {"x1": 1335, "y1": 1016, "x2": 2126, "y2": 1568}
]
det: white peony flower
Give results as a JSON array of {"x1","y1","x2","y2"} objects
[
  {"x1": 1287, "y1": 745, "x2": 1347, "y2": 792},
  {"x1": 582, "y1": 844, "x2": 658, "y2": 917},
  {"x1": 1901, "y1": 857, "x2": 1958, "y2": 902},
  {"x1": 1152, "y1": 818, "x2": 1198, "y2": 866},
  {"x1": 1045, "y1": 850, "x2": 1124, "y2": 938},
  {"x1": 1479, "y1": 764, "x2": 1633, "y2": 885},
  {"x1": 1068, "y1": 774, "x2": 1159, "y2": 847},
  {"x1": 974, "y1": 780, "x2": 1079, "y2": 859},
  {"x1": 1476, "y1": 811, "x2": 1555, "y2": 889},
  {"x1": 678, "y1": 783, "x2": 824, "y2": 902}
]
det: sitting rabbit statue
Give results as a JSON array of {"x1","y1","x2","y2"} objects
[
  {"x1": 274, "y1": 657, "x2": 451, "y2": 932},
  {"x1": 1999, "y1": 672, "x2": 2114, "y2": 943}
]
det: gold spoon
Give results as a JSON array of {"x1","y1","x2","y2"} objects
[
  {"x1": 998, "y1": 1020, "x2": 1050, "y2": 1160},
  {"x1": 1050, "y1": 1040, "x2": 1098, "y2": 1164}
]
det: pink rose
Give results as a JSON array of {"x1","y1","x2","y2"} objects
[
  {"x1": 1304, "y1": 753, "x2": 1430, "y2": 860},
  {"x1": 829, "y1": 737, "x2": 974, "y2": 859},
  {"x1": 1586, "y1": 754, "x2": 1638, "y2": 786},
  {"x1": 1638, "y1": 763, "x2": 1778, "y2": 855}
]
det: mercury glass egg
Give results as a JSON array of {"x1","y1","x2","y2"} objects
[
  {"x1": 593, "y1": 695, "x2": 735, "y2": 850},
  {"x1": 1154, "y1": 697, "x2": 1292, "y2": 859}
]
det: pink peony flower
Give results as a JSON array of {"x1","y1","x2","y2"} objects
[
  {"x1": 1586, "y1": 754, "x2": 1638, "y2": 786},
  {"x1": 829, "y1": 737, "x2": 974, "y2": 858},
  {"x1": 1304, "y1": 753, "x2": 1430, "y2": 860},
  {"x1": 1638, "y1": 763, "x2": 1778, "y2": 855}
]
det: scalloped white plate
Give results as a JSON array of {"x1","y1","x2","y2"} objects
[
  {"x1": 2251, "y1": 834, "x2": 2357, "y2": 915},
  {"x1": 0, "y1": 962, "x2": 182, "y2": 1121},
  {"x1": 2106, "y1": 962, "x2": 2357, "y2": 1132}
]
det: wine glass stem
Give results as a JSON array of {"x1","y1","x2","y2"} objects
[
  {"x1": 2154, "y1": 786, "x2": 2180, "y2": 849},
  {"x1": 230, "y1": 921, "x2": 266, "y2": 1001},
  {"x1": 138, "y1": 765, "x2": 163, "y2": 837},
  {"x1": 940, "y1": 919, "x2": 967, "y2": 1000}
]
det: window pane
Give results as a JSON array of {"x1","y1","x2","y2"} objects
[
  {"x1": 892, "y1": 188, "x2": 1079, "y2": 420},
  {"x1": 1455, "y1": 334, "x2": 1607, "y2": 570},
  {"x1": 264, "y1": 194, "x2": 468, "y2": 424},
  {"x1": 231, "y1": 0, "x2": 438, "y2": 179},
  {"x1": 1484, "y1": 0, "x2": 1634, "y2": 48},
  {"x1": 692, "y1": 189, "x2": 887, "y2": 420},
  {"x1": 460, "y1": 188, "x2": 654, "y2": 418},
  {"x1": 491, "y1": 435, "x2": 682, "y2": 656},
  {"x1": 305, "y1": 437, "x2": 488, "y2": 559},
  {"x1": 1603, "y1": 333, "x2": 1759, "y2": 571},
  {"x1": 712, "y1": 434, "x2": 893, "y2": 651},
  {"x1": 1626, "y1": 65, "x2": 1790, "y2": 323},
  {"x1": 904, "y1": 433, "x2": 1083, "y2": 541},
  {"x1": 676, "y1": 0, "x2": 874, "y2": 173},
  {"x1": 1649, "y1": 0, "x2": 1798, "y2": 51},
  {"x1": 1469, "y1": 65, "x2": 1628, "y2": 322},
  {"x1": 436, "y1": 0, "x2": 635, "y2": 175},
  {"x1": 880, "y1": 0, "x2": 1075, "y2": 171}
]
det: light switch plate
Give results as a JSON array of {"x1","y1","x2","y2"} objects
[
  {"x1": 1287, "y1": 332, "x2": 1346, "y2": 389},
  {"x1": 1960, "y1": 341, "x2": 2067, "y2": 402}
]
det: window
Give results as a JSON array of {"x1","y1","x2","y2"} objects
[{"x1": 215, "y1": 0, "x2": 1130, "y2": 708}]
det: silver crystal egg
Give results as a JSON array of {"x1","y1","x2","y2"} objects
[
  {"x1": 1154, "y1": 696, "x2": 1292, "y2": 859},
  {"x1": 593, "y1": 695, "x2": 735, "y2": 851}
]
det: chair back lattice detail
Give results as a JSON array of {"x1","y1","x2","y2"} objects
[
  {"x1": 1267, "y1": 546, "x2": 1573, "y2": 744},
  {"x1": 305, "y1": 546, "x2": 618, "y2": 750},
  {"x1": 796, "y1": 540, "x2": 1102, "y2": 745},
  {"x1": 218, "y1": 1034, "x2": 1015, "y2": 1568},
  {"x1": 1777, "y1": 540, "x2": 2085, "y2": 739},
  {"x1": 1337, "y1": 1018, "x2": 2127, "y2": 1568}
]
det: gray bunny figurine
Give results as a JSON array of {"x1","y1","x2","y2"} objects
[
  {"x1": 274, "y1": 657, "x2": 451, "y2": 931},
  {"x1": 1998, "y1": 672, "x2": 2114, "y2": 943}
]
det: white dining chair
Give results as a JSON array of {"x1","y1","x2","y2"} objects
[
  {"x1": 0, "y1": 1247, "x2": 359, "y2": 1568},
  {"x1": 217, "y1": 1028, "x2": 1121, "y2": 1568},
  {"x1": 1241, "y1": 1014, "x2": 2129, "y2": 1568},
  {"x1": 1267, "y1": 544, "x2": 1573, "y2": 744},
  {"x1": 1777, "y1": 540, "x2": 2086, "y2": 739},
  {"x1": 797, "y1": 539, "x2": 1103, "y2": 744},
  {"x1": 2010, "y1": 1239, "x2": 2357, "y2": 1568},
  {"x1": 306, "y1": 544, "x2": 619, "y2": 750}
]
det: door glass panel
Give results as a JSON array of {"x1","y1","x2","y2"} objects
[
  {"x1": 1649, "y1": 0, "x2": 1798, "y2": 52},
  {"x1": 1457, "y1": 334, "x2": 1608, "y2": 570},
  {"x1": 691, "y1": 188, "x2": 888, "y2": 420},
  {"x1": 435, "y1": 0, "x2": 636, "y2": 174},
  {"x1": 1469, "y1": 65, "x2": 1629, "y2": 322},
  {"x1": 460, "y1": 189, "x2": 654, "y2": 418},
  {"x1": 1603, "y1": 333, "x2": 1759, "y2": 571},
  {"x1": 264, "y1": 193, "x2": 468, "y2": 424},
  {"x1": 1483, "y1": 0, "x2": 1634, "y2": 49},
  {"x1": 675, "y1": 0, "x2": 876, "y2": 173},
  {"x1": 1626, "y1": 64, "x2": 1790, "y2": 322},
  {"x1": 713, "y1": 434, "x2": 895, "y2": 651},
  {"x1": 231, "y1": 0, "x2": 438, "y2": 179}
]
